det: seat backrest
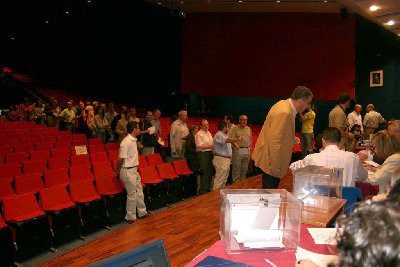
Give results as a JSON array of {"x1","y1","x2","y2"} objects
[
  {"x1": 5, "y1": 152, "x2": 28, "y2": 164},
  {"x1": 14, "y1": 173, "x2": 45, "y2": 194},
  {"x1": 44, "y1": 168, "x2": 70, "y2": 188},
  {"x1": 157, "y1": 163, "x2": 178, "y2": 179},
  {"x1": 0, "y1": 179, "x2": 15, "y2": 200},
  {"x1": 29, "y1": 150, "x2": 50, "y2": 161},
  {"x1": 69, "y1": 165, "x2": 95, "y2": 183},
  {"x1": 23, "y1": 159, "x2": 47, "y2": 175},
  {"x1": 39, "y1": 185, "x2": 75, "y2": 211},
  {"x1": 138, "y1": 155, "x2": 149, "y2": 168},
  {"x1": 40, "y1": 136, "x2": 57, "y2": 145},
  {"x1": 88, "y1": 138, "x2": 103, "y2": 146},
  {"x1": 139, "y1": 166, "x2": 161, "y2": 183},
  {"x1": 13, "y1": 144, "x2": 34, "y2": 153},
  {"x1": 47, "y1": 157, "x2": 70, "y2": 170},
  {"x1": 90, "y1": 152, "x2": 109, "y2": 164},
  {"x1": 107, "y1": 150, "x2": 119, "y2": 161},
  {"x1": 58, "y1": 130, "x2": 72, "y2": 138},
  {"x1": 89, "y1": 144, "x2": 105, "y2": 154},
  {"x1": 146, "y1": 153, "x2": 163, "y2": 167},
  {"x1": 70, "y1": 154, "x2": 90, "y2": 167},
  {"x1": 105, "y1": 143, "x2": 119, "y2": 152},
  {"x1": 2, "y1": 138, "x2": 20, "y2": 146},
  {"x1": 172, "y1": 160, "x2": 192, "y2": 175},
  {"x1": 342, "y1": 186, "x2": 363, "y2": 215},
  {"x1": 51, "y1": 148, "x2": 70, "y2": 158},
  {"x1": 2, "y1": 192, "x2": 44, "y2": 222},
  {"x1": 95, "y1": 175, "x2": 122, "y2": 195},
  {"x1": 55, "y1": 140, "x2": 72, "y2": 149},
  {"x1": 92, "y1": 162, "x2": 114, "y2": 179},
  {"x1": 35, "y1": 142, "x2": 54, "y2": 151},
  {"x1": 69, "y1": 180, "x2": 100, "y2": 203},
  {"x1": 0, "y1": 163, "x2": 22, "y2": 182},
  {"x1": 72, "y1": 134, "x2": 87, "y2": 142}
]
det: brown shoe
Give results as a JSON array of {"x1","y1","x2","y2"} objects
[
  {"x1": 138, "y1": 213, "x2": 149, "y2": 219},
  {"x1": 126, "y1": 219, "x2": 137, "y2": 224}
]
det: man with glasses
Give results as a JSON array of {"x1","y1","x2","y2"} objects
[{"x1": 253, "y1": 86, "x2": 313, "y2": 189}]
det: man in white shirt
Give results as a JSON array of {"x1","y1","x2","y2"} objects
[
  {"x1": 195, "y1": 119, "x2": 214, "y2": 194},
  {"x1": 347, "y1": 104, "x2": 363, "y2": 135},
  {"x1": 290, "y1": 127, "x2": 367, "y2": 186}
]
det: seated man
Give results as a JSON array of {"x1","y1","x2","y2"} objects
[{"x1": 290, "y1": 127, "x2": 367, "y2": 186}]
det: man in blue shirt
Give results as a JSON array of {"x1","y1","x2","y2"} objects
[{"x1": 212, "y1": 121, "x2": 242, "y2": 190}]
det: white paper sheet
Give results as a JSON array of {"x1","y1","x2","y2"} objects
[
  {"x1": 364, "y1": 160, "x2": 380, "y2": 168},
  {"x1": 234, "y1": 229, "x2": 284, "y2": 248},
  {"x1": 75, "y1": 145, "x2": 88, "y2": 155},
  {"x1": 296, "y1": 247, "x2": 339, "y2": 267},
  {"x1": 307, "y1": 228, "x2": 338, "y2": 245}
]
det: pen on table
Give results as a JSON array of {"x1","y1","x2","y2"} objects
[{"x1": 264, "y1": 258, "x2": 277, "y2": 267}]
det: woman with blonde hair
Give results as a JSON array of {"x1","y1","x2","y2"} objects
[{"x1": 366, "y1": 130, "x2": 400, "y2": 193}]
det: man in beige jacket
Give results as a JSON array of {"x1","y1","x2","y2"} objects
[{"x1": 252, "y1": 86, "x2": 313, "y2": 189}]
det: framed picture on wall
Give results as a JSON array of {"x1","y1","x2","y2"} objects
[{"x1": 370, "y1": 70, "x2": 383, "y2": 87}]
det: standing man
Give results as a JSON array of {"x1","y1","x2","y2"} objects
[
  {"x1": 212, "y1": 121, "x2": 242, "y2": 190},
  {"x1": 223, "y1": 115, "x2": 235, "y2": 136},
  {"x1": 139, "y1": 110, "x2": 157, "y2": 155},
  {"x1": 170, "y1": 110, "x2": 189, "y2": 159},
  {"x1": 230, "y1": 115, "x2": 252, "y2": 184},
  {"x1": 151, "y1": 108, "x2": 162, "y2": 153},
  {"x1": 116, "y1": 121, "x2": 147, "y2": 224},
  {"x1": 329, "y1": 93, "x2": 354, "y2": 150},
  {"x1": 363, "y1": 104, "x2": 385, "y2": 140},
  {"x1": 195, "y1": 119, "x2": 214, "y2": 195},
  {"x1": 252, "y1": 86, "x2": 313, "y2": 189},
  {"x1": 347, "y1": 104, "x2": 363, "y2": 151}
]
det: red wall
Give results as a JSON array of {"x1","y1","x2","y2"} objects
[{"x1": 181, "y1": 13, "x2": 355, "y2": 101}]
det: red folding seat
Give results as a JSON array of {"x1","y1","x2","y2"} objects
[
  {"x1": 89, "y1": 144, "x2": 105, "y2": 154},
  {"x1": 55, "y1": 140, "x2": 72, "y2": 149},
  {"x1": 29, "y1": 150, "x2": 50, "y2": 161},
  {"x1": 90, "y1": 152, "x2": 109, "y2": 164},
  {"x1": 2, "y1": 193, "x2": 52, "y2": 261},
  {"x1": 23, "y1": 159, "x2": 47, "y2": 175},
  {"x1": 111, "y1": 159, "x2": 118, "y2": 171},
  {"x1": 146, "y1": 153, "x2": 163, "y2": 167},
  {"x1": 70, "y1": 154, "x2": 91, "y2": 167},
  {"x1": 72, "y1": 138, "x2": 87, "y2": 147},
  {"x1": 107, "y1": 150, "x2": 119, "y2": 161},
  {"x1": 5, "y1": 152, "x2": 28, "y2": 164},
  {"x1": 0, "y1": 133, "x2": 7, "y2": 140},
  {"x1": 0, "y1": 179, "x2": 15, "y2": 201},
  {"x1": 95, "y1": 175, "x2": 125, "y2": 224},
  {"x1": 138, "y1": 155, "x2": 149, "y2": 168},
  {"x1": 13, "y1": 132, "x2": 27, "y2": 140},
  {"x1": 105, "y1": 142, "x2": 119, "y2": 152},
  {"x1": 13, "y1": 143, "x2": 34, "y2": 154},
  {"x1": 40, "y1": 136, "x2": 57, "y2": 145},
  {"x1": 138, "y1": 166, "x2": 166, "y2": 210},
  {"x1": 0, "y1": 214, "x2": 14, "y2": 266},
  {"x1": 39, "y1": 185, "x2": 80, "y2": 246},
  {"x1": 172, "y1": 160, "x2": 196, "y2": 197},
  {"x1": 1, "y1": 138, "x2": 20, "y2": 146},
  {"x1": 88, "y1": 137, "x2": 103, "y2": 145},
  {"x1": 92, "y1": 162, "x2": 114, "y2": 179},
  {"x1": 69, "y1": 165, "x2": 95, "y2": 183},
  {"x1": 157, "y1": 163, "x2": 183, "y2": 203},
  {"x1": 47, "y1": 157, "x2": 70, "y2": 170},
  {"x1": 35, "y1": 141, "x2": 54, "y2": 151},
  {"x1": 30, "y1": 128, "x2": 45, "y2": 135},
  {"x1": 72, "y1": 134, "x2": 87, "y2": 143},
  {"x1": 44, "y1": 169, "x2": 70, "y2": 188},
  {"x1": 69, "y1": 180, "x2": 107, "y2": 235},
  {"x1": 32, "y1": 124, "x2": 46, "y2": 130},
  {"x1": 14, "y1": 173, "x2": 45, "y2": 194},
  {"x1": 20, "y1": 137, "x2": 38, "y2": 145},
  {"x1": 44, "y1": 127, "x2": 59, "y2": 137},
  {"x1": 51, "y1": 148, "x2": 70, "y2": 158},
  {"x1": 58, "y1": 130, "x2": 72, "y2": 140},
  {"x1": 0, "y1": 163, "x2": 22, "y2": 182},
  {"x1": 0, "y1": 145, "x2": 13, "y2": 161}
]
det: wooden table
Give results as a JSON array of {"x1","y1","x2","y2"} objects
[
  {"x1": 301, "y1": 199, "x2": 346, "y2": 227},
  {"x1": 41, "y1": 174, "x2": 345, "y2": 266}
]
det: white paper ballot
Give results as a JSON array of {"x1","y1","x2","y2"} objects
[
  {"x1": 234, "y1": 229, "x2": 284, "y2": 248},
  {"x1": 296, "y1": 247, "x2": 339, "y2": 267},
  {"x1": 148, "y1": 126, "x2": 156, "y2": 135},
  {"x1": 75, "y1": 145, "x2": 88, "y2": 155},
  {"x1": 307, "y1": 228, "x2": 338, "y2": 245},
  {"x1": 364, "y1": 160, "x2": 380, "y2": 168}
]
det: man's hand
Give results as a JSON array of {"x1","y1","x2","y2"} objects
[{"x1": 295, "y1": 136, "x2": 300, "y2": 144}]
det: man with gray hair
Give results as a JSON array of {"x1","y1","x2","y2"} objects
[
  {"x1": 170, "y1": 110, "x2": 189, "y2": 159},
  {"x1": 253, "y1": 86, "x2": 313, "y2": 189},
  {"x1": 363, "y1": 104, "x2": 385, "y2": 140}
]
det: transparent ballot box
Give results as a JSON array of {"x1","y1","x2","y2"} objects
[
  {"x1": 293, "y1": 165, "x2": 343, "y2": 213},
  {"x1": 220, "y1": 189, "x2": 302, "y2": 254}
]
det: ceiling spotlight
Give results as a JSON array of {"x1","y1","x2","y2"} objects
[
  {"x1": 45, "y1": 20, "x2": 49, "y2": 24},
  {"x1": 369, "y1": 5, "x2": 379, "y2": 12},
  {"x1": 238, "y1": 0, "x2": 242, "y2": 2},
  {"x1": 323, "y1": 0, "x2": 328, "y2": 3},
  {"x1": 65, "y1": 11, "x2": 69, "y2": 15},
  {"x1": 276, "y1": 0, "x2": 281, "y2": 2}
]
